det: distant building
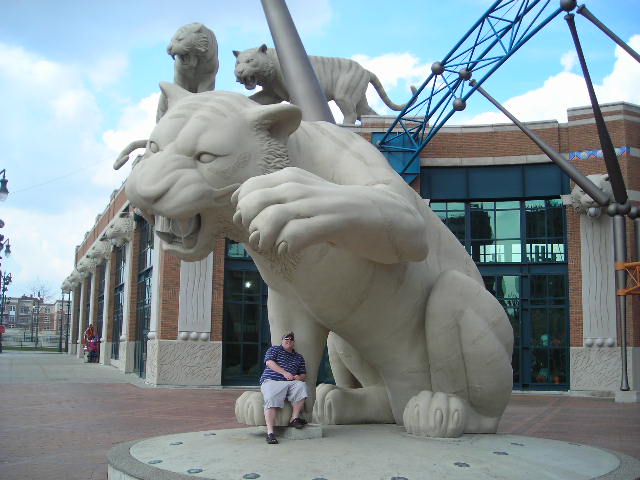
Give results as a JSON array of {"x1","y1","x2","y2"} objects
[
  {"x1": 1, "y1": 295, "x2": 70, "y2": 332},
  {"x1": 62, "y1": 102, "x2": 639, "y2": 399}
]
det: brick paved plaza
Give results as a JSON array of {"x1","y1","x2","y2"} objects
[{"x1": 0, "y1": 351, "x2": 638, "y2": 480}]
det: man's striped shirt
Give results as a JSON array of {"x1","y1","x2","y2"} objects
[{"x1": 259, "y1": 345, "x2": 306, "y2": 384}]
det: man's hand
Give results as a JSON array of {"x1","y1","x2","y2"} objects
[{"x1": 283, "y1": 371, "x2": 295, "y2": 381}]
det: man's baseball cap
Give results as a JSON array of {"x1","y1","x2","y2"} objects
[{"x1": 282, "y1": 332, "x2": 295, "y2": 341}]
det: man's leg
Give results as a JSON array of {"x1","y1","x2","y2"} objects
[
  {"x1": 290, "y1": 398, "x2": 305, "y2": 423},
  {"x1": 264, "y1": 407, "x2": 278, "y2": 435}
]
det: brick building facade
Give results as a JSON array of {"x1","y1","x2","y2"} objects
[{"x1": 61, "y1": 101, "x2": 640, "y2": 399}]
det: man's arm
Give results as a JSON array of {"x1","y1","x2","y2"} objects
[{"x1": 266, "y1": 360, "x2": 295, "y2": 380}]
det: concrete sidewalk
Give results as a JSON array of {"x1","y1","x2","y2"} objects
[{"x1": 0, "y1": 351, "x2": 639, "y2": 480}]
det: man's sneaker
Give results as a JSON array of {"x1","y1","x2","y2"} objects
[
  {"x1": 289, "y1": 418, "x2": 306, "y2": 429},
  {"x1": 266, "y1": 433, "x2": 278, "y2": 444}
]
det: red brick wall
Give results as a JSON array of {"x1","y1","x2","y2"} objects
[
  {"x1": 157, "y1": 250, "x2": 180, "y2": 340},
  {"x1": 127, "y1": 228, "x2": 140, "y2": 341},
  {"x1": 211, "y1": 239, "x2": 226, "y2": 342}
]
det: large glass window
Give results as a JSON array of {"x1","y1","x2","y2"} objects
[
  {"x1": 431, "y1": 202, "x2": 465, "y2": 242},
  {"x1": 222, "y1": 240, "x2": 335, "y2": 386},
  {"x1": 430, "y1": 199, "x2": 565, "y2": 264},
  {"x1": 431, "y1": 198, "x2": 568, "y2": 390},
  {"x1": 111, "y1": 245, "x2": 126, "y2": 360},
  {"x1": 135, "y1": 220, "x2": 153, "y2": 378},
  {"x1": 96, "y1": 264, "x2": 106, "y2": 339},
  {"x1": 84, "y1": 275, "x2": 92, "y2": 337},
  {"x1": 223, "y1": 240, "x2": 270, "y2": 385},
  {"x1": 529, "y1": 274, "x2": 568, "y2": 386},
  {"x1": 525, "y1": 199, "x2": 565, "y2": 262},
  {"x1": 470, "y1": 201, "x2": 521, "y2": 263},
  {"x1": 483, "y1": 275, "x2": 521, "y2": 385}
]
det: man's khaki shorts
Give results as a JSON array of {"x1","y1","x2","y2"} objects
[{"x1": 261, "y1": 379, "x2": 308, "y2": 410}]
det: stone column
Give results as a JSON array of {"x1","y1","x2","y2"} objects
[
  {"x1": 87, "y1": 240, "x2": 113, "y2": 366},
  {"x1": 569, "y1": 199, "x2": 638, "y2": 398},
  {"x1": 69, "y1": 281, "x2": 81, "y2": 355},
  {"x1": 75, "y1": 272, "x2": 88, "y2": 359},
  {"x1": 102, "y1": 212, "x2": 135, "y2": 372},
  {"x1": 146, "y1": 252, "x2": 221, "y2": 386}
]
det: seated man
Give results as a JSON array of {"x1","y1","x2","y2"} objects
[{"x1": 260, "y1": 332, "x2": 308, "y2": 444}]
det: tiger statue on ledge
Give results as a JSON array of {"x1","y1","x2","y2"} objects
[
  {"x1": 123, "y1": 83, "x2": 513, "y2": 438},
  {"x1": 233, "y1": 44, "x2": 416, "y2": 125}
]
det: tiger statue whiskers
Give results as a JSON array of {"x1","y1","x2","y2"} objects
[
  {"x1": 124, "y1": 83, "x2": 513, "y2": 438},
  {"x1": 233, "y1": 44, "x2": 416, "y2": 125}
]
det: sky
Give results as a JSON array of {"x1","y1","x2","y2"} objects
[{"x1": 0, "y1": 0, "x2": 638, "y2": 299}]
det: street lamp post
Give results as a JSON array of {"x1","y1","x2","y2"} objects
[
  {"x1": 0, "y1": 272, "x2": 11, "y2": 353},
  {"x1": 58, "y1": 290, "x2": 65, "y2": 353},
  {"x1": 65, "y1": 291, "x2": 71, "y2": 352}
]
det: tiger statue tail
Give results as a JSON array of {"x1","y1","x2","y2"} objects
[{"x1": 368, "y1": 71, "x2": 418, "y2": 111}]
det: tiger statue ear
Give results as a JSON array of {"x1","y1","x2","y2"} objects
[
  {"x1": 159, "y1": 81, "x2": 192, "y2": 111},
  {"x1": 247, "y1": 103, "x2": 302, "y2": 143},
  {"x1": 258, "y1": 44, "x2": 268, "y2": 53}
]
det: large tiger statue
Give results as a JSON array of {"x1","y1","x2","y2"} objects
[
  {"x1": 123, "y1": 83, "x2": 513, "y2": 438},
  {"x1": 168, "y1": 22, "x2": 218, "y2": 93},
  {"x1": 115, "y1": 23, "x2": 219, "y2": 170},
  {"x1": 233, "y1": 44, "x2": 416, "y2": 125}
]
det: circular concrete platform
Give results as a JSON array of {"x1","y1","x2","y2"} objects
[{"x1": 107, "y1": 425, "x2": 640, "y2": 480}]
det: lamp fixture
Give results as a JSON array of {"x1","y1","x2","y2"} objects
[{"x1": 0, "y1": 169, "x2": 8, "y2": 202}]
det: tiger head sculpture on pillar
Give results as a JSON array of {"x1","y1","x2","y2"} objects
[{"x1": 123, "y1": 82, "x2": 513, "y2": 438}]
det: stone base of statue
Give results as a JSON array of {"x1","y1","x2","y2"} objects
[{"x1": 107, "y1": 425, "x2": 640, "y2": 480}]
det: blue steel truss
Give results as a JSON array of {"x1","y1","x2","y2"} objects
[{"x1": 376, "y1": 0, "x2": 569, "y2": 179}]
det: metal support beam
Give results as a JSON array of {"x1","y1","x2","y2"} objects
[
  {"x1": 577, "y1": 5, "x2": 640, "y2": 64},
  {"x1": 565, "y1": 13, "x2": 628, "y2": 205},
  {"x1": 611, "y1": 209, "x2": 630, "y2": 391},
  {"x1": 261, "y1": 0, "x2": 334, "y2": 123}
]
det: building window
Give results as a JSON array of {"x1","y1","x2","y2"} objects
[
  {"x1": 223, "y1": 240, "x2": 270, "y2": 385},
  {"x1": 135, "y1": 219, "x2": 154, "y2": 378},
  {"x1": 111, "y1": 245, "x2": 126, "y2": 360},
  {"x1": 84, "y1": 275, "x2": 92, "y2": 336},
  {"x1": 525, "y1": 199, "x2": 565, "y2": 262},
  {"x1": 430, "y1": 199, "x2": 565, "y2": 265},
  {"x1": 470, "y1": 201, "x2": 522, "y2": 263},
  {"x1": 431, "y1": 198, "x2": 568, "y2": 390},
  {"x1": 96, "y1": 264, "x2": 106, "y2": 338},
  {"x1": 222, "y1": 240, "x2": 334, "y2": 386},
  {"x1": 227, "y1": 241, "x2": 250, "y2": 259},
  {"x1": 431, "y1": 202, "x2": 465, "y2": 242}
]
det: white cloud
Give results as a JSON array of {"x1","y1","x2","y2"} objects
[
  {"x1": 87, "y1": 54, "x2": 130, "y2": 91},
  {"x1": 600, "y1": 35, "x2": 640, "y2": 105},
  {"x1": 560, "y1": 50, "x2": 577, "y2": 72},
  {"x1": 97, "y1": 92, "x2": 160, "y2": 186},
  {"x1": 352, "y1": 52, "x2": 429, "y2": 115},
  {"x1": 463, "y1": 35, "x2": 640, "y2": 124},
  {"x1": 1, "y1": 204, "x2": 105, "y2": 297}
]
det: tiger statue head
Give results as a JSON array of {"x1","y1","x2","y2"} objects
[
  {"x1": 233, "y1": 44, "x2": 277, "y2": 91},
  {"x1": 570, "y1": 173, "x2": 614, "y2": 214},
  {"x1": 167, "y1": 22, "x2": 219, "y2": 93},
  {"x1": 125, "y1": 82, "x2": 301, "y2": 261}
]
